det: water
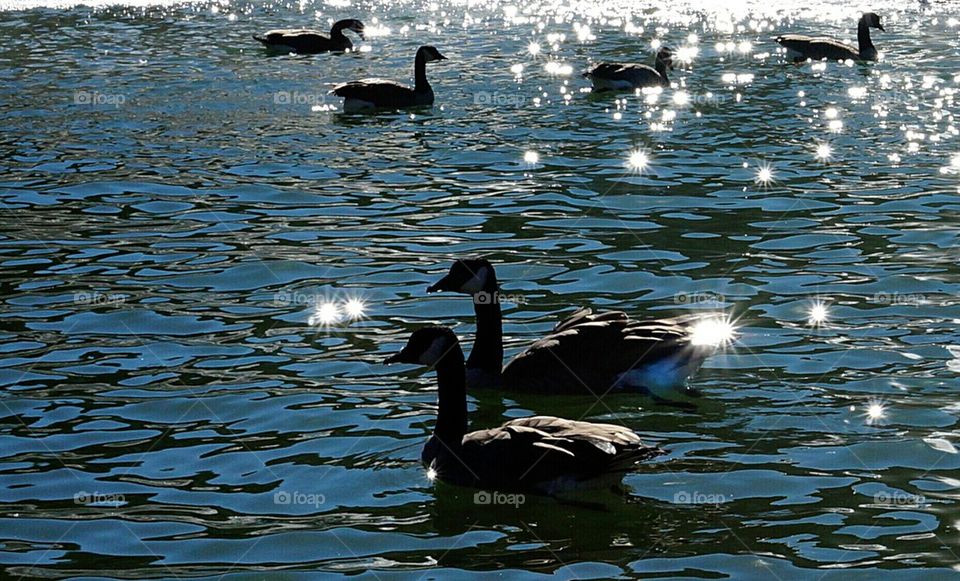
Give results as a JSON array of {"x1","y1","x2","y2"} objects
[{"x1": 2, "y1": 0, "x2": 960, "y2": 577}]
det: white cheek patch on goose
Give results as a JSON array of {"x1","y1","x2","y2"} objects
[
  {"x1": 460, "y1": 265, "x2": 490, "y2": 294},
  {"x1": 419, "y1": 337, "x2": 449, "y2": 366}
]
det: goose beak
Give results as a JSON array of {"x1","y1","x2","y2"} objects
[
  {"x1": 427, "y1": 274, "x2": 455, "y2": 293},
  {"x1": 877, "y1": 24, "x2": 885, "y2": 32},
  {"x1": 386, "y1": 347, "x2": 419, "y2": 365},
  {"x1": 384, "y1": 352, "x2": 404, "y2": 364}
]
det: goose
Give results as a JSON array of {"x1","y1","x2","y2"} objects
[
  {"x1": 253, "y1": 19, "x2": 365, "y2": 54},
  {"x1": 583, "y1": 47, "x2": 673, "y2": 92},
  {"x1": 385, "y1": 326, "x2": 665, "y2": 493},
  {"x1": 777, "y1": 12, "x2": 884, "y2": 62},
  {"x1": 330, "y1": 45, "x2": 446, "y2": 111},
  {"x1": 427, "y1": 259, "x2": 728, "y2": 398}
]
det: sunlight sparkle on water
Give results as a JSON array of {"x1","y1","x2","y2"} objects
[
  {"x1": 808, "y1": 300, "x2": 829, "y2": 327},
  {"x1": 527, "y1": 42, "x2": 541, "y2": 56},
  {"x1": 815, "y1": 143, "x2": 833, "y2": 162},
  {"x1": 626, "y1": 149, "x2": 650, "y2": 172},
  {"x1": 675, "y1": 46, "x2": 698, "y2": 64},
  {"x1": 544, "y1": 61, "x2": 573, "y2": 76},
  {"x1": 310, "y1": 302, "x2": 341, "y2": 327},
  {"x1": 864, "y1": 400, "x2": 887, "y2": 425},
  {"x1": 426, "y1": 467, "x2": 437, "y2": 481},
  {"x1": 523, "y1": 151, "x2": 539, "y2": 164},
  {"x1": 343, "y1": 298, "x2": 366, "y2": 320},
  {"x1": 690, "y1": 316, "x2": 738, "y2": 348},
  {"x1": 754, "y1": 163, "x2": 774, "y2": 186}
]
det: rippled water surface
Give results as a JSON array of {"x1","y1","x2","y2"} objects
[{"x1": 2, "y1": 0, "x2": 960, "y2": 577}]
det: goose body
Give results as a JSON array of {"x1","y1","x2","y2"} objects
[
  {"x1": 253, "y1": 19, "x2": 365, "y2": 54},
  {"x1": 777, "y1": 12, "x2": 884, "y2": 62},
  {"x1": 503, "y1": 308, "x2": 711, "y2": 398},
  {"x1": 583, "y1": 47, "x2": 673, "y2": 91},
  {"x1": 386, "y1": 327, "x2": 665, "y2": 493},
  {"x1": 427, "y1": 259, "x2": 726, "y2": 397},
  {"x1": 331, "y1": 45, "x2": 446, "y2": 111}
]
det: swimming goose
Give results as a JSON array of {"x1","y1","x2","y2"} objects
[
  {"x1": 583, "y1": 47, "x2": 673, "y2": 92},
  {"x1": 254, "y1": 19, "x2": 365, "y2": 54},
  {"x1": 330, "y1": 45, "x2": 446, "y2": 111},
  {"x1": 427, "y1": 259, "x2": 723, "y2": 398},
  {"x1": 385, "y1": 326, "x2": 665, "y2": 493},
  {"x1": 777, "y1": 12, "x2": 884, "y2": 62}
]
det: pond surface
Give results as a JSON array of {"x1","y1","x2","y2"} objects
[{"x1": 1, "y1": 0, "x2": 959, "y2": 577}]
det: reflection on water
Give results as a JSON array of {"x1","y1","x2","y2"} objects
[{"x1": 1, "y1": 0, "x2": 959, "y2": 577}]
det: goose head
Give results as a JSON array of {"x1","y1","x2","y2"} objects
[
  {"x1": 334, "y1": 18, "x2": 366, "y2": 39},
  {"x1": 861, "y1": 12, "x2": 884, "y2": 31},
  {"x1": 426, "y1": 258, "x2": 495, "y2": 295},
  {"x1": 656, "y1": 47, "x2": 675, "y2": 70},
  {"x1": 418, "y1": 45, "x2": 448, "y2": 62},
  {"x1": 347, "y1": 19, "x2": 366, "y2": 39},
  {"x1": 385, "y1": 326, "x2": 458, "y2": 367}
]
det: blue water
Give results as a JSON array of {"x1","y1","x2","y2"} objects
[{"x1": 1, "y1": 0, "x2": 959, "y2": 577}]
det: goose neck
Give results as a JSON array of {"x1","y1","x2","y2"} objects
[
  {"x1": 434, "y1": 342, "x2": 468, "y2": 445},
  {"x1": 330, "y1": 21, "x2": 349, "y2": 39},
  {"x1": 467, "y1": 281, "x2": 504, "y2": 376},
  {"x1": 415, "y1": 50, "x2": 430, "y2": 93},
  {"x1": 655, "y1": 59, "x2": 669, "y2": 85},
  {"x1": 857, "y1": 18, "x2": 874, "y2": 54}
]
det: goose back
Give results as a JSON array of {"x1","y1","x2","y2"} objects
[
  {"x1": 423, "y1": 416, "x2": 665, "y2": 492},
  {"x1": 776, "y1": 35, "x2": 859, "y2": 61},
  {"x1": 331, "y1": 79, "x2": 429, "y2": 110},
  {"x1": 254, "y1": 28, "x2": 349, "y2": 53},
  {"x1": 502, "y1": 308, "x2": 707, "y2": 394},
  {"x1": 585, "y1": 62, "x2": 665, "y2": 90}
]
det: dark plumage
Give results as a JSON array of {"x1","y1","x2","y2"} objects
[
  {"x1": 583, "y1": 47, "x2": 673, "y2": 92},
  {"x1": 386, "y1": 326, "x2": 665, "y2": 493},
  {"x1": 503, "y1": 309, "x2": 707, "y2": 393},
  {"x1": 777, "y1": 12, "x2": 884, "y2": 62},
  {"x1": 253, "y1": 19, "x2": 365, "y2": 54},
  {"x1": 426, "y1": 259, "x2": 724, "y2": 397},
  {"x1": 331, "y1": 45, "x2": 446, "y2": 111}
]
